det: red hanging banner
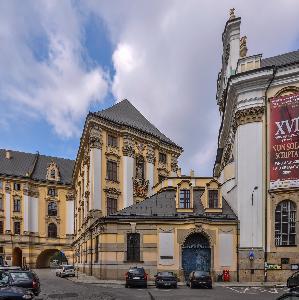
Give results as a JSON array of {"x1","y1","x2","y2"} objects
[{"x1": 270, "y1": 92, "x2": 299, "y2": 189}]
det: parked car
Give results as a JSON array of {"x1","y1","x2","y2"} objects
[
  {"x1": 186, "y1": 271, "x2": 212, "y2": 289},
  {"x1": 125, "y1": 267, "x2": 148, "y2": 288},
  {"x1": 0, "y1": 271, "x2": 34, "y2": 299},
  {"x1": 287, "y1": 271, "x2": 299, "y2": 290},
  {"x1": 6, "y1": 270, "x2": 40, "y2": 296},
  {"x1": 56, "y1": 265, "x2": 75, "y2": 278},
  {"x1": 154, "y1": 271, "x2": 178, "y2": 288}
]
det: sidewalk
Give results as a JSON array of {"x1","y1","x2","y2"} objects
[{"x1": 67, "y1": 272, "x2": 286, "y2": 287}]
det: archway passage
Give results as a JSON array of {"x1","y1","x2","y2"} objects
[
  {"x1": 36, "y1": 249, "x2": 68, "y2": 268},
  {"x1": 182, "y1": 232, "x2": 211, "y2": 280},
  {"x1": 12, "y1": 247, "x2": 22, "y2": 267}
]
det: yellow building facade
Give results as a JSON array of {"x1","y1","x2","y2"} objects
[
  {"x1": 0, "y1": 149, "x2": 74, "y2": 268},
  {"x1": 72, "y1": 100, "x2": 238, "y2": 281}
]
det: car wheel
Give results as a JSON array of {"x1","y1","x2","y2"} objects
[
  {"x1": 208, "y1": 284, "x2": 212, "y2": 289},
  {"x1": 144, "y1": 284, "x2": 148, "y2": 288},
  {"x1": 125, "y1": 284, "x2": 128, "y2": 288}
]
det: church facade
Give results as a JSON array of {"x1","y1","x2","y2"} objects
[{"x1": 214, "y1": 10, "x2": 299, "y2": 281}]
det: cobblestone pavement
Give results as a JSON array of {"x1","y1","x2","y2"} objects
[{"x1": 34, "y1": 269, "x2": 288, "y2": 300}]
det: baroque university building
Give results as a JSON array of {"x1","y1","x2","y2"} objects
[{"x1": 1, "y1": 11, "x2": 299, "y2": 282}]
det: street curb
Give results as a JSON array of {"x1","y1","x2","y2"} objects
[{"x1": 67, "y1": 277, "x2": 286, "y2": 288}]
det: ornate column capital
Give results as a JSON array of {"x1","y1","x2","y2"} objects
[
  {"x1": 122, "y1": 134, "x2": 135, "y2": 157},
  {"x1": 234, "y1": 106, "x2": 265, "y2": 127},
  {"x1": 146, "y1": 144, "x2": 155, "y2": 164},
  {"x1": 89, "y1": 123, "x2": 103, "y2": 149}
]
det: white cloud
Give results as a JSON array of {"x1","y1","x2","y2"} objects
[
  {"x1": 0, "y1": 0, "x2": 108, "y2": 138},
  {"x1": 87, "y1": 0, "x2": 299, "y2": 175}
]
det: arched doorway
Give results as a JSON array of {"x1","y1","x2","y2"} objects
[
  {"x1": 182, "y1": 232, "x2": 211, "y2": 280},
  {"x1": 12, "y1": 247, "x2": 22, "y2": 267},
  {"x1": 36, "y1": 249, "x2": 68, "y2": 268}
]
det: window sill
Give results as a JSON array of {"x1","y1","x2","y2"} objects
[
  {"x1": 124, "y1": 260, "x2": 144, "y2": 263},
  {"x1": 275, "y1": 244, "x2": 297, "y2": 248}
]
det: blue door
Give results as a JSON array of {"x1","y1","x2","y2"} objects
[{"x1": 182, "y1": 233, "x2": 211, "y2": 280}]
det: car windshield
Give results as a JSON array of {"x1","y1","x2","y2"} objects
[
  {"x1": 10, "y1": 272, "x2": 32, "y2": 281},
  {"x1": 64, "y1": 266, "x2": 74, "y2": 270},
  {"x1": 129, "y1": 268, "x2": 144, "y2": 275},
  {"x1": 194, "y1": 271, "x2": 209, "y2": 277},
  {"x1": 158, "y1": 272, "x2": 174, "y2": 276},
  {"x1": 0, "y1": 272, "x2": 9, "y2": 285}
]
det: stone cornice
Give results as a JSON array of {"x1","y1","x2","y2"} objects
[{"x1": 234, "y1": 105, "x2": 265, "y2": 127}]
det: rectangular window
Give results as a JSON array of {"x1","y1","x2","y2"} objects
[
  {"x1": 0, "y1": 195, "x2": 3, "y2": 210},
  {"x1": 0, "y1": 221, "x2": 3, "y2": 234},
  {"x1": 127, "y1": 233, "x2": 140, "y2": 262},
  {"x1": 13, "y1": 198, "x2": 21, "y2": 212},
  {"x1": 107, "y1": 134, "x2": 118, "y2": 147},
  {"x1": 14, "y1": 222, "x2": 21, "y2": 235},
  {"x1": 13, "y1": 183, "x2": 21, "y2": 191},
  {"x1": 94, "y1": 235, "x2": 99, "y2": 263},
  {"x1": 208, "y1": 190, "x2": 219, "y2": 208},
  {"x1": 48, "y1": 187, "x2": 57, "y2": 196},
  {"x1": 159, "y1": 153, "x2": 167, "y2": 164},
  {"x1": 107, "y1": 198, "x2": 117, "y2": 215},
  {"x1": 107, "y1": 161, "x2": 117, "y2": 181},
  {"x1": 179, "y1": 190, "x2": 190, "y2": 208}
]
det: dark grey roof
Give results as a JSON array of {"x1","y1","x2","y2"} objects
[
  {"x1": 94, "y1": 99, "x2": 181, "y2": 148},
  {"x1": 0, "y1": 149, "x2": 74, "y2": 185},
  {"x1": 261, "y1": 50, "x2": 299, "y2": 67},
  {"x1": 109, "y1": 189, "x2": 237, "y2": 220}
]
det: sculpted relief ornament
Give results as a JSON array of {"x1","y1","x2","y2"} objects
[
  {"x1": 122, "y1": 135, "x2": 135, "y2": 157},
  {"x1": 133, "y1": 178, "x2": 149, "y2": 198},
  {"x1": 171, "y1": 154, "x2": 179, "y2": 173},
  {"x1": 89, "y1": 123, "x2": 103, "y2": 149},
  {"x1": 146, "y1": 145, "x2": 155, "y2": 164}
]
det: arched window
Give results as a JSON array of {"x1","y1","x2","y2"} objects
[
  {"x1": 48, "y1": 223, "x2": 57, "y2": 238},
  {"x1": 48, "y1": 202, "x2": 57, "y2": 216},
  {"x1": 275, "y1": 200, "x2": 296, "y2": 246}
]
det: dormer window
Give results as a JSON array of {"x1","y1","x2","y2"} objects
[
  {"x1": 208, "y1": 190, "x2": 219, "y2": 208},
  {"x1": 179, "y1": 190, "x2": 190, "y2": 209},
  {"x1": 46, "y1": 161, "x2": 60, "y2": 182}
]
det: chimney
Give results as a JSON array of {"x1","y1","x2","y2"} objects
[
  {"x1": 190, "y1": 169, "x2": 195, "y2": 177},
  {"x1": 5, "y1": 150, "x2": 11, "y2": 160}
]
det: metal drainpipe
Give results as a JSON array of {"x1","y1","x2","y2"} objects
[
  {"x1": 237, "y1": 221, "x2": 240, "y2": 282},
  {"x1": 264, "y1": 66, "x2": 277, "y2": 282},
  {"x1": 90, "y1": 228, "x2": 93, "y2": 276}
]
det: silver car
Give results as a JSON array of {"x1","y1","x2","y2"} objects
[{"x1": 56, "y1": 265, "x2": 75, "y2": 278}]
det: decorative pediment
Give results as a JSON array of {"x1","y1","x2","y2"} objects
[{"x1": 46, "y1": 161, "x2": 60, "y2": 182}]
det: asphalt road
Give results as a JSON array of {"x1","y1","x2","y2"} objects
[{"x1": 34, "y1": 269, "x2": 288, "y2": 300}]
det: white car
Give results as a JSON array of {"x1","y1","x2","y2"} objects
[{"x1": 56, "y1": 265, "x2": 75, "y2": 277}]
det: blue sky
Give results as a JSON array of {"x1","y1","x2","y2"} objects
[{"x1": 1, "y1": 0, "x2": 299, "y2": 175}]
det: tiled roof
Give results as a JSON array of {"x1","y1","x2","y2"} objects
[
  {"x1": 94, "y1": 99, "x2": 181, "y2": 148},
  {"x1": 0, "y1": 149, "x2": 74, "y2": 185},
  {"x1": 261, "y1": 50, "x2": 299, "y2": 67},
  {"x1": 109, "y1": 189, "x2": 237, "y2": 220}
]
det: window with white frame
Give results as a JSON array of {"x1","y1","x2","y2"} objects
[{"x1": 275, "y1": 200, "x2": 296, "y2": 246}]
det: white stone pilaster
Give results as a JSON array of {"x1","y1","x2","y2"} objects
[
  {"x1": 236, "y1": 122, "x2": 263, "y2": 248},
  {"x1": 123, "y1": 156, "x2": 134, "y2": 208},
  {"x1": 66, "y1": 200, "x2": 74, "y2": 234},
  {"x1": 29, "y1": 197, "x2": 38, "y2": 233},
  {"x1": 146, "y1": 162, "x2": 154, "y2": 196},
  {"x1": 5, "y1": 193, "x2": 10, "y2": 231},
  {"x1": 23, "y1": 194, "x2": 29, "y2": 232},
  {"x1": 90, "y1": 148, "x2": 102, "y2": 210}
]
